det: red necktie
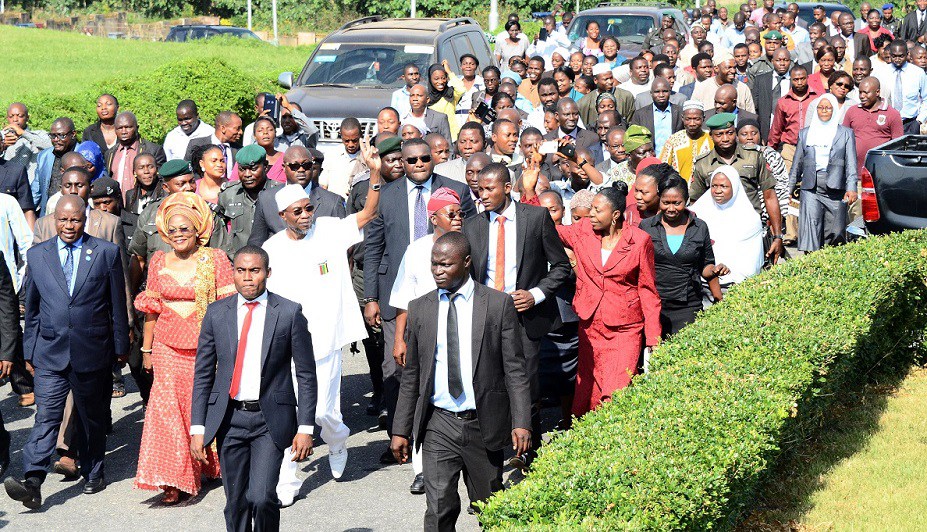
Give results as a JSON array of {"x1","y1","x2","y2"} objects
[
  {"x1": 229, "y1": 301, "x2": 260, "y2": 399},
  {"x1": 494, "y1": 216, "x2": 507, "y2": 291}
]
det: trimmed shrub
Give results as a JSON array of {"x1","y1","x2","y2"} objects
[
  {"x1": 479, "y1": 230, "x2": 927, "y2": 530},
  {"x1": 26, "y1": 58, "x2": 274, "y2": 144}
]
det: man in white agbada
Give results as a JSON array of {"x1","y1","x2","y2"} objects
[
  {"x1": 262, "y1": 144, "x2": 382, "y2": 505},
  {"x1": 387, "y1": 186, "x2": 463, "y2": 494}
]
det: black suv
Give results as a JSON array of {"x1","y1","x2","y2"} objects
[
  {"x1": 165, "y1": 25, "x2": 262, "y2": 42},
  {"x1": 568, "y1": 2, "x2": 691, "y2": 59},
  {"x1": 279, "y1": 16, "x2": 494, "y2": 155}
]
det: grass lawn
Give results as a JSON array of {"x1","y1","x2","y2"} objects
[
  {"x1": 0, "y1": 25, "x2": 314, "y2": 101},
  {"x1": 743, "y1": 365, "x2": 927, "y2": 530}
]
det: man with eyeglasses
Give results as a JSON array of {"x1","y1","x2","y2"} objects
[
  {"x1": 34, "y1": 117, "x2": 77, "y2": 216},
  {"x1": 874, "y1": 39, "x2": 927, "y2": 134},
  {"x1": 216, "y1": 144, "x2": 280, "y2": 256},
  {"x1": 248, "y1": 145, "x2": 345, "y2": 247},
  {"x1": 363, "y1": 138, "x2": 475, "y2": 465}
]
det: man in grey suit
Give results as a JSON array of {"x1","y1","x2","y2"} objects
[
  {"x1": 363, "y1": 138, "x2": 476, "y2": 462},
  {"x1": 542, "y1": 98, "x2": 603, "y2": 165},
  {"x1": 403, "y1": 84, "x2": 453, "y2": 144},
  {"x1": 390, "y1": 232, "x2": 531, "y2": 531},
  {"x1": 248, "y1": 145, "x2": 346, "y2": 246}
]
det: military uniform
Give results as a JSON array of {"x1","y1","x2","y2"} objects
[
  {"x1": 129, "y1": 195, "x2": 227, "y2": 261},
  {"x1": 217, "y1": 178, "x2": 280, "y2": 255},
  {"x1": 690, "y1": 144, "x2": 775, "y2": 215}
]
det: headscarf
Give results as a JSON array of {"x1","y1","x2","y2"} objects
[
  {"x1": 427, "y1": 64, "x2": 454, "y2": 105},
  {"x1": 689, "y1": 165, "x2": 763, "y2": 284},
  {"x1": 427, "y1": 187, "x2": 461, "y2": 215},
  {"x1": 635, "y1": 157, "x2": 663, "y2": 177},
  {"x1": 806, "y1": 93, "x2": 840, "y2": 172},
  {"x1": 155, "y1": 191, "x2": 214, "y2": 247},
  {"x1": 596, "y1": 91, "x2": 617, "y2": 109},
  {"x1": 76, "y1": 141, "x2": 106, "y2": 181},
  {"x1": 624, "y1": 125, "x2": 653, "y2": 152},
  {"x1": 500, "y1": 70, "x2": 523, "y2": 85}
]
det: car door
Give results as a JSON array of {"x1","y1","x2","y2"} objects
[{"x1": 464, "y1": 31, "x2": 494, "y2": 69}]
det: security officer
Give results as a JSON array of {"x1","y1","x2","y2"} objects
[
  {"x1": 217, "y1": 144, "x2": 280, "y2": 256},
  {"x1": 690, "y1": 112, "x2": 784, "y2": 264}
]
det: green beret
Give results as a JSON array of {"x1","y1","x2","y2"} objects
[
  {"x1": 704, "y1": 112, "x2": 737, "y2": 130},
  {"x1": 376, "y1": 136, "x2": 402, "y2": 156},
  {"x1": 158, "y1": 159, "x2": 192, "y2": 179},
  {"x1": 624, "y1": 125, "x2": 653, "y2": 152},
  {"x1": 764, "y1": 30, "x2": 784, "y2": 40},
  {"x1": 235, "y1": 144, "x2": 267, "y2": 166}
]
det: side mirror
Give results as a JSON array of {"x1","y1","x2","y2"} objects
[{"x1": 278, "y1": 72, "x2": 294, "y2": 89}]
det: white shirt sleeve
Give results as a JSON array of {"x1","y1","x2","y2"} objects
[{"x1": 389, "y1": 244, "x2": 416, "y2": 311}]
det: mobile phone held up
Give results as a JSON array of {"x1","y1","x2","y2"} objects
[
  {"x1": 262, "y1": 93, "x2": 281, "y2": 125},
  {"x1": 474, "y1": 101, "x2": 497, "y2": 124}
]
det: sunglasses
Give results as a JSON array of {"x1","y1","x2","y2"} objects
[
  {"x1": 435, "y1": 210, "x2": 463, "y2": 219},
  {"x1": 286, "y1": 161, "x2": 313, "y2": 171},
  {"x1": 167, "y1": 227, "x2": 195, "y2": 236},
  {"x1": 288, "y1": 206, "x2": 315, "y2": 216},
  {"x1": 833, "y1": 82, "x2": 852, "y2": 89},
  {"x1": 405, "y1": 155, "x2": 432, "y2": 164}
]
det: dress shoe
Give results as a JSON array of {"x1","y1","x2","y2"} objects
[
  {"x1": 377, "y1": 409, "x2": 388, "y2": 430},
  {"x1": 365, "y1": 396, "x2": 382, "y2": 416},
  {"x1": 507, "y1": 452, "x2": 533, "y2": 471},
  {"x1": 18, "y1": 393, "x2": 34, "y2": 407},
  {"x1": 82, "y1": 476, "x2": 106, "y2": 494},
  {"x1": 54, "y1": 456, "x2": 80, "y2": 480},
  {"x1": 5, "y1": 477, "x2": 42, "y2": 509},
  {"x1": 409, "y1": 473, "x2": 425, "y2": 494},
  {"x1": 379, "y1": 448, "x2": 397, "y2": 465},
  {"x1": 329, "y1": 447, "x2": 348, "y2": 480}
]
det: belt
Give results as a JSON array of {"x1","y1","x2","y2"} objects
[
  {"x1": 903, "y1": 117, "x2": 917, "y2": 123},
  {"x1": 231, "y1": 399, "x2": 261, "y2": 411},
  {"x1": 435, "y1": 407, "x2": 477, "y2": 420}
]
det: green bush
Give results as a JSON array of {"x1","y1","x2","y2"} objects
[
  {"x1": 479, "y1": 230, "x2": 927, "y2": 530},
  {"x1": 26, "y1": 58, "x2": 274, "y2": 144}
]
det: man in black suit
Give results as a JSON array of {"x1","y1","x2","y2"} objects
[
  {"x1": 836, "y1": 12, "x2": 873, "y2": 60},
  {"x1": 631, "y1": 77, "x2": 684, "y2": 144},
  {"x1": 0, "y1": 251, "x2": 18, "y2": 479},
  {"x1": 462, "y1": 162, "x2": 570, "y2": 468},
  {"x1": 543, "y1": 98, "x2": 603, "y2": 165},
  {"x1": 5, "y1": 195, "x2": 128, "y2": 508},
  {"x1": 390, "y1": 232, "x2": 531, "y2": 530},
  {"x1": 750, "y1": 47, "x2": 793, "y2": 144},
  {"x1": 248, "y1": 145, "x2": 346, "y2": 246},
  {"x1": 363, "y1": 138, "x2": 476, "y2": 460},
  {"x1": 191, "y1": 245, "x2": 316, "y2": 532},
  {"x1": 184, "y1": 111, "x2": 244, "y2": 178},
  {"x1": 899, "y1": 0, "x2": 927, "y2": 43}
]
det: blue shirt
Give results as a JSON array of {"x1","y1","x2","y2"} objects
[
  {"x1": 57, "y1": 234, "x2": 84, "y2": 295},
  {"x1": 432, "y1": 277, "x2": 476, "y2": 412},
  {"x1": 0, "y1": 194, "x2": 33, "y2": 291},
  {"x1": 653, "y1": 104, "x2": 673, "y2": 156},
  {"x1": 886, "y1": 62, "x2": 927, "y2": 121}
]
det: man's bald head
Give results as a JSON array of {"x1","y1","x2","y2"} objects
[
  {"x1": 651, "y1": 76, "x2": 671, "y2": 92},
  {"x1": 61, "y1": 151, "x2": 88, "y2": 170},
  {"x1": 56, "y1": 195, "x2": 87, "y2": 216},
  {"x1": 860, "y1": 76, "x2": 880, "y2": 91},
  {"x1": 115, "y1": 111, "x2": 137, "y2": 127},
  {"x1": 283, "y1": 144, "x2": 311, "y2": 162}
]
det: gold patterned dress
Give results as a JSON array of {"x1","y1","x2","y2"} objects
[{"x1": 134, "y1": 247, "x2": 236, "y2": 495}]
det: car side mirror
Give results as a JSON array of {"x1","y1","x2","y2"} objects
[{"x1": 278, "y1": 72, "x2": 294, "y2": 89}]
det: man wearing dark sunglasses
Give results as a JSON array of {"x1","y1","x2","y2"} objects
[
  {"x1": 248, "y1": 145, "x2": 346, "y2": 247},
  {"x1": 217, "y1": 144, "x2": 280, "y2": 256},
  {"x1": 363, "y1": 137, "x2": 476, "y2": 465}
]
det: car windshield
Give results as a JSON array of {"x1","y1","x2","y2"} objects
[
  {"x1": 793, "y1": 7, "x2": 850, "y2": 29},
  {"x1": 568, "y1": 15, "x2": 655, "y2": 45},
  {"x1": 299, "y1": 43, "x2": 433, "y2": 89}
]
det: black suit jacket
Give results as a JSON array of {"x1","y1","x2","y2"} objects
[
  {"x1": 81, "y1": 121, "x2": 110, "y2": 154},
  {"x1": 248, "y1": 183, "x2": 346, "y2": 246},
  {"x1": 750, "y1": 71, "x2": 780, "y2": 142},
  {"x1": 363, "y1": 175, "x2": 477, "y2": 320},
  {"x1": 0, "y1": 251, "x2": 18, "y2": 363},
  {"x1": 630, "y1": 103, "x2": 685, "y2": 136},
  {"x1": 393, "y1": 283, "x2": 532, "y2": 451},
  {"x1": 900, "y1": 10, "x2": 927, "y2": 42},
  {"x1": 192, "y1": 292, "x2": 317, "y2": 449},
  {"x1": 543, "y1": 127, "x2": 604, "y2": 165},
  {"x1": 104, "y1": 138, "x2": 167, "y2": 176},
  {"x1": 462, "y1": 202, "x2": 571, "y2": 340}
]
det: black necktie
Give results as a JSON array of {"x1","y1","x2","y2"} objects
[
  {"x1": 773, "y1": 74, "x2": 785, "y2": 98},
  {"x1": 446, "y1": 293, "x2": 463, "y2": 399}
]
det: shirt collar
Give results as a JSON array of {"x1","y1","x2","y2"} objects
[
  {"x1": 489, "y1": 200, "x2": 516, "y2": 222},
  {"x1": 57, "y1": 234, "x2": 84, "y2": 250},
  {"x1": 439, "y1": 276, "x2": 475, "y2": 302},
  {"x1": 238, "y1": 291, "x2": 268, "y2": 308},
  {"x1": 407, "y1": 177, "x2": 433, "y2": 194}
]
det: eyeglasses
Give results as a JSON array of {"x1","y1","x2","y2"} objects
[
  {"x1": 405, "y1": 155, "x2": 432, "y2": 164},
  {"x1": 167, "y1": 227, "x2": 195, "y2": 236},
  {"x1": 833, "y1": 81, "x2": 852, "y2": 89},
  {"x1": 287, "y1": 206, "x2": 315, "y2": 216},
  {"x1": 50, "y1": 132, "x2": 74, "y2": 140},
  {"x1": 286, "y1": 161, "x2": 313, "y2": 171},
  {"x1": 435, "y1": 210, "x2": 462, "y2": 219}
]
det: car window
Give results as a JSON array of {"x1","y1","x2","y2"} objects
[
  {"x1": 795, "y1": 6, "x2": 851, "y2": 28},
  {"x1": 465, "y1": 31, "x2": 493, "y2": 69},
  {"x1": 299, "y1": 43, "x2": 433, "y2": 89},
  {"x1": 190, "y1": 28, "x2": 209, "y2": 40},
  {"x1": 569, "y1": 14, "x2": 655, "y2": 45},
  {"x1": 437, "y1": 38, "x2": 457, "y2": 65}
]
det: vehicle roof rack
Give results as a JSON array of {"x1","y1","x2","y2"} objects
[
  {"x1": 338, "y1": 15, "x2": 384, "y2": 31},
  {"x1": 595, "y1": 1, "x2": 673, "y2": 7},
  {"x1": 438, "y1": 17, "x2": 477, "y2": 32}
]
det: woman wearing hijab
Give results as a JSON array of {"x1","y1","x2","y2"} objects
[
  {"x1": 134, "y1": 192, "x2": 236, "y2": 503},
  {"x1": 689, "y1": 165, "x2": 764, "y2": 289},
  {"x1": 426, "y1": 61, "x2": 466, "y2": 141},
  {"x1": 789, "y1": 93, "x2": 858, "y2": 252},
  {"x1": 75, "y1": 141, "x2": 107, "y2": 181}
]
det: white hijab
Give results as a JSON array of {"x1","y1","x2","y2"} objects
[
  {"x1": 690, "y1": 165, "x2": 764, "y2": 285},
  {"x1": 806, "y1": 93, "x2": 841, "y2": 172}
]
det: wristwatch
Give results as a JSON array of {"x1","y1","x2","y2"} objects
[
  {"x1": 771, "y1": 234, "x2": 783, "y2": 240},
  {"x1": 371, "y1": 182, "x2": 381, "y2": 191},
  {"x1": 578, "y1": 159, "x2": 589, "y2": 167}
]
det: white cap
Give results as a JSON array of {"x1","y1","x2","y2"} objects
[
  {"x1": 275, "y1": 184, "x2": 310, "y2": 212},
  {"x1": 592, "y1": 63, "x2": 611, "y2": 76}
]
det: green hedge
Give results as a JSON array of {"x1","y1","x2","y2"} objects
[
  {"x1": 26, "y1": 58, "x2": 274, "y2": 145},
  {"x1": 480, "y1": 230, "x2": 927, "y2": 530}
]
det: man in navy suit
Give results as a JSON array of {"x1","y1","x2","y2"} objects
[
  {"x1": 191, "y1": 245, "x2": 316, "y2": 532},
  {"x1": 5, "y1": 195, "x2": 129, "y2": 508}
]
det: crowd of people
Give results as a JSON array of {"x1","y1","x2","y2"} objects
[{"x1": 0, "y1": 1, "x2": 921, "y2": 529}]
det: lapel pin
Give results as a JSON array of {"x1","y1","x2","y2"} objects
[
  {"x1": 85, "y1": 256, "x2": 91, "y2": 261},
  {"x1": 87, "y1": 249, "x2": 93, "y2": 255}
]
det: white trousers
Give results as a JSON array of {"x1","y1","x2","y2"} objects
[{"x1": 276, "y1": 348, "x2": 350, "y2": 501}]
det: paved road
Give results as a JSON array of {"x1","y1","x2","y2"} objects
[{"x1": 0, "y1": 347, "x2": 493, "y2": 531}]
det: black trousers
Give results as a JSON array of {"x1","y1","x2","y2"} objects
[
  {"x1": 518, "y1": 324, "x2": 543, "y2": 457},
  {"x1": 351, "y1": 266, "x2": 384, "y2": 406},
  {"x1": 217, "y1": 408, "x2": 284, "y2": 532},
  {"x1": 422, "y1": 410, "x2": 504, "y2": 532}
]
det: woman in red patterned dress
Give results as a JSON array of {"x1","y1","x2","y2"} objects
[{"x1": 134, "y1": 192, "x2": 236, "y2": 504}]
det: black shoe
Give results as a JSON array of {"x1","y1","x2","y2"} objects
[
  {"x1": 366, "y1": 396, "x2": 382, "y2": 416},
  {"x1": 409, "y1": 473, "x2": 425, "y2": 494},
  {"x1": 379, "y1": 448, "x2": 397, "y2": 465},
  {"x1": 5, "y1": 477, "x2": 41, "y2": 509},
  {"x1": 0, "y1": 431, "x2": 10, "y2": 480},
  {"x1": 82, "y1": 476, "x2": 106, "y2": 494},
  {"x1": 508, "y1": 451, "x2": 535, "y2": 471},
  {"x1": 377, "y1": 409, "x2": 388, "y2": 430}
]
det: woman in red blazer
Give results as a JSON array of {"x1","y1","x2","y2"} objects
[{"x1": 555, "y1": 182, "x2": 662, "y2": 417}]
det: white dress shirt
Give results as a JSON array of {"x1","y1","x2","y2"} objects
[
  {"x1": 391, "y1": 86, "x2": 413, "y2": 119},
  {"x1": 485, "y1": 201, "x2": 546, "y2": 303},
  {"x1": 162, "y1": 121, "x2": 214, "y2": 161},
  {"x1": 0, "y1": 194, "x2": 32, "y2": 290},
  {"x1": 319, "y1": 145, "x2": 366, "y2": 199},
  {"x1": 432, "y1": 277, "x2": 476, "y2": 412},
  {"x1": 389, "y1": 235, "x2": 437, "y2": 311},
  {"x1": 406, "y1": 177, "x2": 433, "y2": 243}
]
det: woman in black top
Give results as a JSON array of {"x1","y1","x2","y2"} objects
[
  {"x1": 640, "y1": 173, "x2": 728, "y2": 338},
  {"x1": 81, "y1": 93, "x2": 119, "y2": 153}
]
